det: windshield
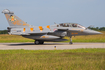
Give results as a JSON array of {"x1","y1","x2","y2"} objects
[{"x1": 59, "y1": 23, "x2": 86, "y2": 29}]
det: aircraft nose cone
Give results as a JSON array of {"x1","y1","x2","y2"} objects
[
  {"x1": 84, "y1": 30, "x2": 102, "y2": 35},
  {"x1": 92, "y1": 31, "x2": 102, "y2": 34}
]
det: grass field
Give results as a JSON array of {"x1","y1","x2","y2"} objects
[
  {"x1": 0, "y1": 34, "x2": 34, "y2": 43},
  {"x1": 0, "y1": 49, "x2": 105, "y2": 70},
  {"x1": 0, "y1": 31, "x2": 105, "y2": 43}
]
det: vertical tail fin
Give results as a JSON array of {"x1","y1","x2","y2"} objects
[{"x1": 2, "y1": 9, "x2": 30, "y2": 27}]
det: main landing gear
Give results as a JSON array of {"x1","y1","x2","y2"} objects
[
  {"x1": 34, "y1": 40, "x2": 44, "y2": 44},
  {"x1": 69, "y1": 36, "x2": 73, "y2": 44}
]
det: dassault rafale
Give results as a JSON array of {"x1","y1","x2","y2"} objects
[{"x1": 2, "y1": 9, "x2": 102, "y2": 44}]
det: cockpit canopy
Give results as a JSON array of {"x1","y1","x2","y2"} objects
[{"x1": 58, "y1": 23, "x2": 86, "y2": 29}]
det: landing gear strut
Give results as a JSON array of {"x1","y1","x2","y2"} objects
[
  {"x1": 69, "y1": 36, "x2": 73, "y2": 44},
  {"x1": 34, "y1": 40, "x2": 44, "y2": 44}
]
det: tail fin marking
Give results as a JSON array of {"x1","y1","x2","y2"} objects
[{"x1": 2, "y1": 9, "x2": 30, "y2": 27}]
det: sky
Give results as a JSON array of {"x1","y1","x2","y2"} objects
[{"x1": 0, "y1": 0, "x2": 105, "y2": 30}]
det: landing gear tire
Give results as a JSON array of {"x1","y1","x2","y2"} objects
[
  {"x1": 69, "y1": 42, "x2": 73, "y2": 44},
  {"x1": 39, "y1": 41, "x2": 44, "y2": 44},
  {"x1": 34, "y1": 40, "x2": 44, "y2": 44},
  {"x1": 34, "y1": 40, "x2": 39, "y2": 44}
]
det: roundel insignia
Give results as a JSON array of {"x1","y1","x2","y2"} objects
[
  {"x1": 53, "y1": 28, "x2": 57, "y2": 31},
  {"x1": 9, "y1": 15, "x2": 16, "y2": 22}
]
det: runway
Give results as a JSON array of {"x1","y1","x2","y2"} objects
[{"x1": 0, "y1": 43, "x2": 105, "y2": 50}]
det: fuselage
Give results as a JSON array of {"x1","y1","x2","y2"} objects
[{"x1": 7, "y1": 23, "x2": 102, "y2": 41}]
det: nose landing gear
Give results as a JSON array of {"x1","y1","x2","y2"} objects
[{"x1": 69, "y1": 36, "x2": 73, "y2": 44}]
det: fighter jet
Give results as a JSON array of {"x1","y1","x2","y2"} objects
[{"x1": 2, "y1": 9, "x2": 102, "y2": 44}]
